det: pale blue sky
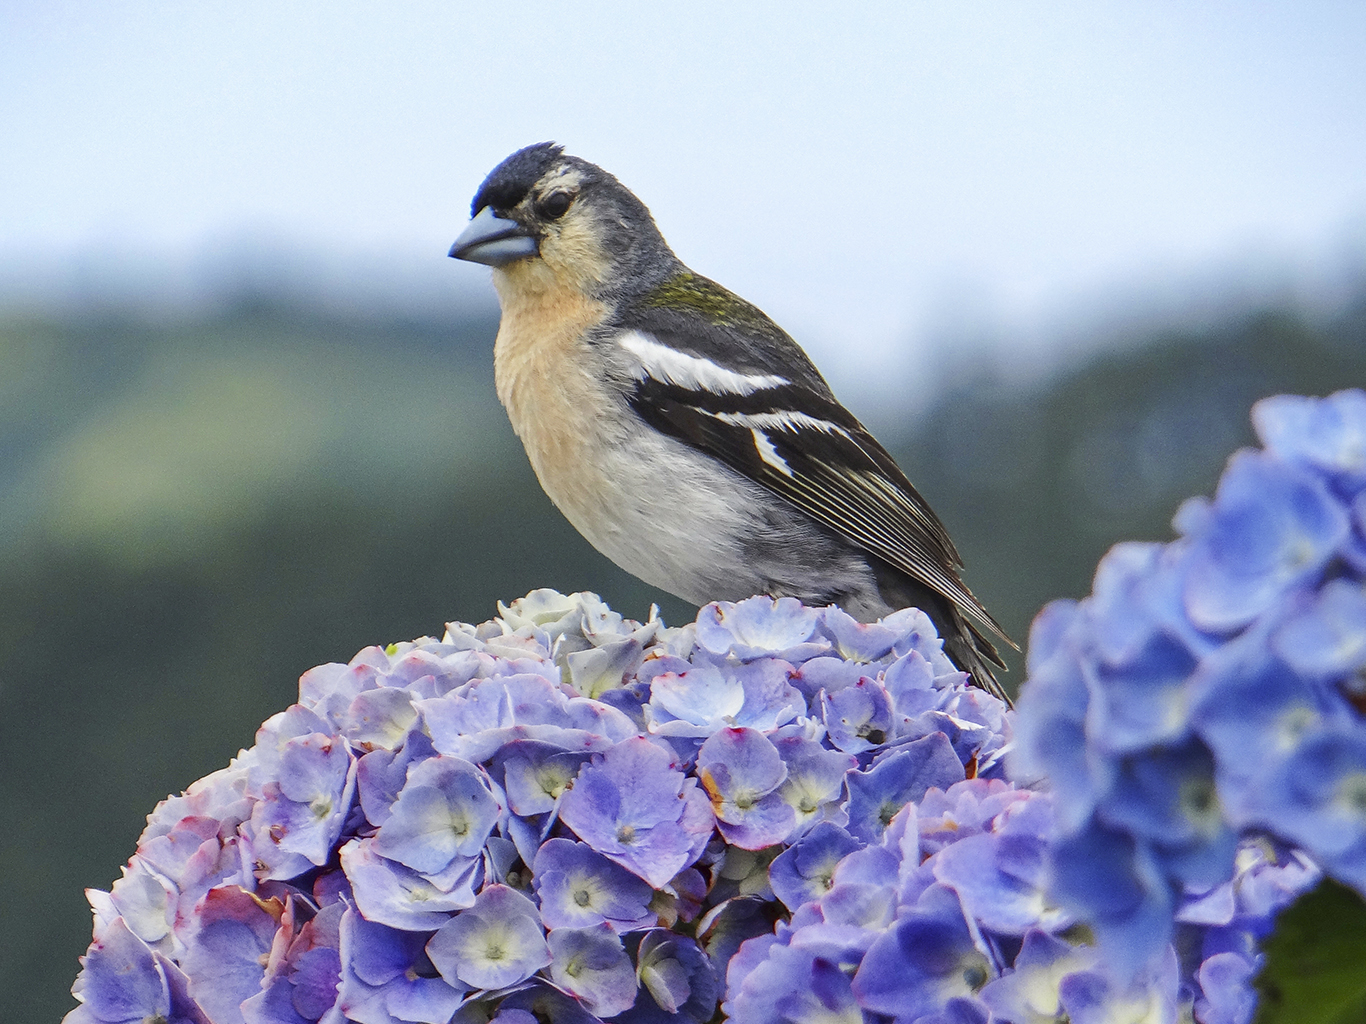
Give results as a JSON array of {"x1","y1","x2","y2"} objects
[{"x1": 3, "y1": 1, "x2": 1364, "y2": 388}]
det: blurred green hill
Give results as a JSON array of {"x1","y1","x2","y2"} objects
[{"x1": 4, "y1": 288, "x2": 1364, "y2": 1020}]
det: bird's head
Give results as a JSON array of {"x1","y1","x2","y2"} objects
[{"x1": 449, "y1": 143, "x2": 676, "y2": 298}]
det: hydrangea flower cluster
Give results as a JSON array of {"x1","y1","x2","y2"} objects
[
  {"x1": 1014, "y1": 388, "x2": 1366, "y2": 976},
  {"x1": 65, "y1": 590, "x2": 1015, "y2": 1024},
  {"x1": 725, "y1": 782, "x2": 1316, "y2": 1024},
  {"x1": 64, "y1": 389, "x2": 1361, "y2": 1024}
]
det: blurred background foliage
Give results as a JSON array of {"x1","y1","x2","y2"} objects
[{"x1": 4, "y1": 280, "x2": 1365, "y2": 1020}]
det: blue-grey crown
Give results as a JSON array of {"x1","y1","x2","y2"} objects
[{"x1": 470, "y1": 142, "x2": 565, "y2": 216}]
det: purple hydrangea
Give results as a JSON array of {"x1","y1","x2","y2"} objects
[{"x1": 66, "y1": 589, "x2": 1010, "y2": 1023}]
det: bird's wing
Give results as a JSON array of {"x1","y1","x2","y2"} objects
[{"x1": 616, "y1": 327, "x2": 1011, "y2": 645}]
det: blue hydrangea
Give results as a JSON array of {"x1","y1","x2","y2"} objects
[
  {"x1": 66, "y1": 590, "x2": 1011, "y2": 1023},
  {"x1": 768, "y1": 822, "x2": 863, "y2": 912},
  {"x1": 241, "y1": 899, "x2": 344, "y2": 1024},
  {"x1": 371, "y1": 755, "x2": 501, "y2": 875},
  {"x1": 1013, "y1": 389, "x2": 1364, "y2": 977},
  {"x1": 426, "y1": 884, "x2": 550, "y2": 990}
]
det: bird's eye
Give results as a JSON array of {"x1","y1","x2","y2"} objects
[{"x1": 537, "y1": 191, "x2": 573, "y2": 220}]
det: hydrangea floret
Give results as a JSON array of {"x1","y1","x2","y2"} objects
[{"x1": 64, "y1": 388, "x2": 1363, "y2": 1024}]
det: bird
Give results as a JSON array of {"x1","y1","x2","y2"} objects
[{"x1": 448, "y1": 143, "x2": 1015, "y2": 702}]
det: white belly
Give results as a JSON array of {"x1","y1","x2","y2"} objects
[{"x1": 543, "y1": 423, "x2": 769, "y2": 604}]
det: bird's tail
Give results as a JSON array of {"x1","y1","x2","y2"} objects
[
  {"x1": 943, "y1": 613, "x2": 1012, "y2": 707},
  {"x1": 869, "y1": 559, "x2": 1014, "y2": 706}
]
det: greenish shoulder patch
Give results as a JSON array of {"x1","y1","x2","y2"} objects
[{"x1": 641, "y1": 272, "x2": 777, "y2": 333}]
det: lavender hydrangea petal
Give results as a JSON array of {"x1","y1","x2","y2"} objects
[
  {"x1": 1193, "y1": 950, "x2": 1259, "y2": 1024},
  {"x1": 646, "y1": 664, "x2": 744, "y2": 736},
  {"x1": 180, "y1": 886, "x2": 281, "y2": 1024},
  {"x1": 634, "y1": 930, "x2": 718, "y2": 1021},
  {"x1": 850, "y1": 891, "x2": 991, "y2": 1020},
  {"x1": 821, "y1": 678, "x2": 895, "y2": 754},
  {"x1": 979, "y1": 929, "x2": 1098, "y2": 1024},
  {"x1": 341, "y1": 837, "x2": 478, "y2": 931},
  {"x1": 724, "y1": 941, "x2": 864, "y2": 1024},
  {"x1": 532, "y1": 838, "x2": 655, "y2": 932},
  {"x1": 1055, "y1": 946, "x2": 1179, "y2": 1024},
  {"x1": 695, "y1": 597, "x2": 824, "y2": 662},
  {"x1": 769, "y1": 823, "x2": 863, "y2": 912},
  {"x1": 1181, "y1": 450, "x2": 1349, "y2": 632},
  {"x1": 565, "y1": 636, "x2": 647, "y2": 698},
  {"x1": 545, "y1": 924, "x2": 638, "y2": 1017},
  {"x1": 1098, "y1": 740, "x2": 1238, "y2": 887},
  {"x1": 559, "y1": 737, "x2": 715, "y2": 887},
  {"x1": 372, "y1": 755, "x2": 500, "y2": 874},
  {"x1": 1253, "y1": 389, "x2": 1366, "y2": 493},
  {"x1": 496, "y1": 742, "x2": 593, "y2": 817},
  {"x1": 846, "y1": 733, "x2": 964, "y2": 843},
  {"x1": 344, "y1": 687, "x2": 419, "y2": 751},
  {"x1": 1272, "y1": 577, "x2": 1366, "y2": 679},
  {"x1": 1255, "y1": 730, "x2": 1366, "y2": 891},
  {"x1": 67, "y1": 917, "x2": 176, "y2": 1024},
  {"x1": 426, "y1": 885, "x2": 549, "y2": 991},
  {"x1": 356, "y1": 727, "x2": 437, "y2": 828},
  {"x1": 773, "y1": 734, "x2": 856, "y2": 836},
  {"x1": 337, "y1": 908, "x2": 466, "y2": 1024},
  {"x1": 698, "y1": 728, "x2": 795, "y2": 849},
  {"x1": 1048, "y1": 819, "x2": 1175, "y2": 977},
  {"x1": 933, "y1": 831, "x2": 1066, "y2": 935}
]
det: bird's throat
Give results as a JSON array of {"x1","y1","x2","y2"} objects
[{"x1": 491, "y1": 270, "x2": 608, "y2": 424}]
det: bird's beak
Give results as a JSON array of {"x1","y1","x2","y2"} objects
[{"x1": 449, "y1": 206, "x2": 539, "y2": 267}]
